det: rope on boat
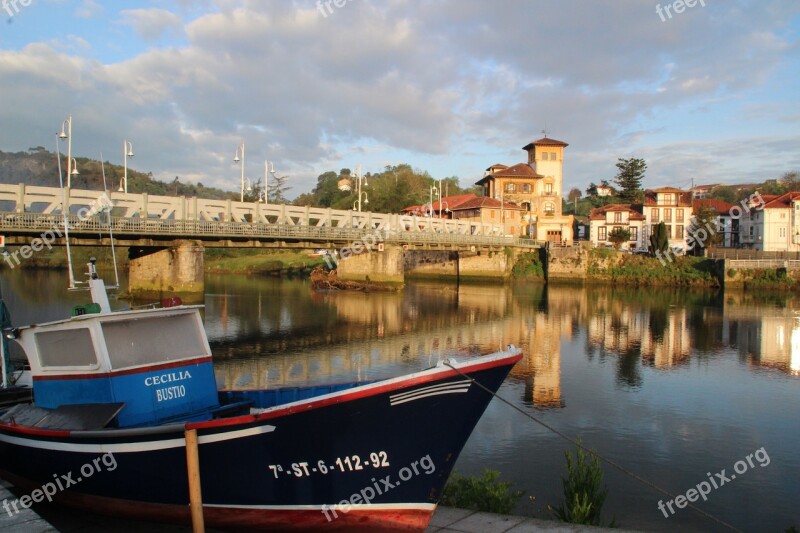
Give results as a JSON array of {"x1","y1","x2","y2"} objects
[{"x1": 443, "y1": 361, "x2": 743, "y2": 533}]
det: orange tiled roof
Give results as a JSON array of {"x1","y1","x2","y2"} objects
[
  {"x1": 450, "y1": 197, "x2": 522, "y2": 211},
  {"x1": 522, "y1": 137, "x2": 569, "y2": 149},
  {"x1": 693, "y1": 198, "x2": 735, "y2": 214},
  {"x1": 588, "y1": 204, "x2": 645, "y2": 221},
  {"x1": 762, "y1": 191, "x2": 800, "y2": 209}
]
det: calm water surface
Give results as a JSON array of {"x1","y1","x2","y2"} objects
[{"x1": 2, "y1": 269, "x2": 799, "y2": 532}]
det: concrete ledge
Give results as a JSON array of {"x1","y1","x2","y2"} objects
[
  {"x1": 0, "y1": 482, "x2": 57, "y2": 532},
  {"x1": 426, "y1": 507, "x2": 638, "y2": 533}
]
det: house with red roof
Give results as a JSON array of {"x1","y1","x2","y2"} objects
[
  {"x1": 643, "y1": 187, "x2": 694, "y2": 252},
  {"x1": 738, "y1": 191, "x2": 800, "y2": 251},
  {"x1": 693, "y1": 198, "x2": 737, "y2": 248},
  {"x1": 401, "y1": 194, "x2": 478, "y2": 218},
  {"x1": 588, "y1": 204, "x2": 646, "y2": 250},
  {"x1": 448, "y1": 197, "x2": 523, "y2": 235}
]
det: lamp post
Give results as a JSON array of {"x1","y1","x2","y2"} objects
[
  {"x1": 429, "y1": 184, "x2": 439, "y2": 219},
  {"x1": 234, "y1": 143, "x2": 245, "y2": 202},
  {"x1": 120, "y1": 140, "x2": 133, "y2": 193},
  {"x1": 58, "y1": 115, "x2": 73, "y2": 187},
  {"x1": 264, "y1": 160, "x2": 276, "y2": 205},
  {"x1": 353, "y1": 164, "x2": 368, "y2": 212}
]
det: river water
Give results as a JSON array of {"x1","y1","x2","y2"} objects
[{"x1": 1, "y1": 269, "x2": 799, "y2": 532}]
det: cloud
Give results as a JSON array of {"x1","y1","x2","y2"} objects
[
  {"x1": 120, "y1": 8, "x2": 184, "y2": 42},
  {"x1": 0, "y1": 1, "x2": 797, "y2": 196}
]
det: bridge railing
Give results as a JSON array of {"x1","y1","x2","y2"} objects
[
  {"x1": 0, "y1": 184, "x2": 506, "y2": 237},
  {"x1": 0, "y1": 212, "x2": 538, "y2": 248}
]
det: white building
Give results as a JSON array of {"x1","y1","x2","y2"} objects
[
  {"x1": 588, "y1": 204, "x2": 646, "y2": 250},
  {"x1": 739, "y1": 192, "x2": 800, "y2": 251},
  {"x1": 643, "y1": 187, "x2": 693, "y2": 252}
]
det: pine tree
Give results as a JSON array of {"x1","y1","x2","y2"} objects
[
  {"x1": 614, "y1": 158, "x2": 647, "y2": 203},
  {"x1": 268, "y1": 175, "x2": 291, "y2": 203}
]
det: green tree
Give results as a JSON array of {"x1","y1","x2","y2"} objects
[
  {"x1": 585, "y1": 182, "x2": 598, "y2": 197},
  {"x1": 267, "y1": 175, "x2": 291, "y2": 203},
  {"x1": 614, "y1": 158, "x2": 647, "y2": 203},
  {"x1": 709, "y1": 185, "x2": 736, "y2": 204},
  {"x1": 648, "y1": 221, "x2": 669, "y2": 256},
  {"x1": 780, "y1": 171, "x2": 800, "y2": 192},
  {"x1": 687, "y1": 205, "x2": 721, "y2": 255},
  {"x1": 608, "y1": 227, "x2": 631, "y2": 250}
]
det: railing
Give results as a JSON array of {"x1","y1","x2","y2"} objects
[
  {"x1": 728, "y1": 259, "x2": 800, "y2": 270},
  {"x1": 0, "y1": 212, "x2": 541, "y2": 249}
]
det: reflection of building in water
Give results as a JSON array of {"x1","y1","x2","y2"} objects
[
  {"x1": 585, "y1": 303, "x2": 691, "y2": 368},
  {"x1": 727, "y1": 307, "x2": 800, "y2": 375},
  {"x1": 510, "y1": 287, "x2": 584, "y2": 408}
]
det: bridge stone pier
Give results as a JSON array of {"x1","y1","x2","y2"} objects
[
  {"x1": 335, "y1": 244, "x2": 405, "y2": 285},
  {"x1": 128, "y1": 240, "x2": 205, "y2": 302},
  {"x1": 337, "y1": 247, "x2": 517, "y2": 284}
]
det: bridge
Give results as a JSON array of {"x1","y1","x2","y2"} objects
[{"x1": 0, "y1": 184, "x2": 541, "y2": 297}]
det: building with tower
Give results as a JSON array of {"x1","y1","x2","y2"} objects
[{"x1": 475, "y1": 136, "x2": 574, "y2": 242}]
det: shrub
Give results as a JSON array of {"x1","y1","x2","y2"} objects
[
  {"x1": 441, "y1": 469, "x2": 523, "y2": 514},
  {"x1": 549, "y1": 444, "x2": 613, "y2": 526}
]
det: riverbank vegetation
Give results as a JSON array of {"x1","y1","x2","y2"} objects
[
  {"x1": 441, "y1": 469, "x2": 523, "y2": 514},
  {"x1": 204, "y1": 249, "x2": 324, "y2": 275},
  {"x1": 511, "y1": 251, "x2": 545, "y2": 279},
  {"x1": 588, "y1": 248, "x2": 719, "y2": 287},
  {"x1": 549, "y1": 444, "x2": 614, "y2": 527}
]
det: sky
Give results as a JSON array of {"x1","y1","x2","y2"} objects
[{"x1": 0, "y1": 0, "x2": 798, "y2": 199}]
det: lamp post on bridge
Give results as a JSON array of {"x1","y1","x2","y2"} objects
[
  {"x1": 58, "y1": 115, "x2": 77, "y2": 187},
  {"x1": 352, "y1": 164, "x2": 368, "y2": 212},
  {"x1": 234, "y1": 143, "x2": 245, "y2": 202},
  {"x1": 119, "y1": 140, "x2": 134, "y2": 193}
]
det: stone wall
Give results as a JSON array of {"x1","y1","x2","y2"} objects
[
  {"x1": 335, "y1": 244, "x2": 404, "y2": 285},
  {"x1": 128, "y1": 240, "x2": 204, "y2": 301},
  {"x1": 545, "y1": 245, "x2": 589, "y2": 281},
  {"x1": 404, "y1": 251, "x2": 459, "y2": 279}
]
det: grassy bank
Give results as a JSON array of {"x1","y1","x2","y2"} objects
[
  {"x1": 511, "y1": 251, "x2": 545, "y2": 280},
  {"x1": 204, "y1": 249, "x2": 325, "y2": 275},
  {"x1": 0, "y1": 246, "x2": 324, "y2": 276},
  {"x1": 587, "y1": 248, "x2": 719, "y2": 287}
]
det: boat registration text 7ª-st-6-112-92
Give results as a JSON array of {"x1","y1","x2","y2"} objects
[{"x1": 269, "y1": 451, "x2": 391, "y2": 479}]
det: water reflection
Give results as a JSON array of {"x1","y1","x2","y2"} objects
[{"x1": 1, "y1": 271, "x2": 799, "y2": 531}]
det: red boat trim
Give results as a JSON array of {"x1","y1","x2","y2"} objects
[
  {"x1": 32, "y1": 356, "x2": 213, "y2": 381},
  {"x1": 0, "y1": 424, "x2": 71, "y2": 438}
]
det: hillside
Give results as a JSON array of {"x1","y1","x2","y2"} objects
[{"x1": 0, "y1": 147, "x2": 232, "y2": 200}]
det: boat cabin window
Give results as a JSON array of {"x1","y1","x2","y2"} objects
[
  {"x1": 35, "y1": 328, "x2": 98, "y2": 367},
  {"x1": 101, "y1": 313, "x2": 207, "y2": 369}
]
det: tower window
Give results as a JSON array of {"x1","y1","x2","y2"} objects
[{"x1": 550, "y1": 152, "x2": 557, "y2": 160}]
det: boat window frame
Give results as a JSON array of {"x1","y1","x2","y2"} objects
[{"x1": 33, "y1": 325, "x2": 102, "y2": 371}]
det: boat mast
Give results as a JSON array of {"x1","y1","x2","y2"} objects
[{"x1": 56, "y1": 135, "x2": 77, "y2": 289}]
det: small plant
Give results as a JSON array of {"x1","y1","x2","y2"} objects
[
  {"x1": 441, "y1": 469, "x2": 523, "y2": 514},
  {"x1": 549, "y1": 443, "x2": 613, "y2": 526}
]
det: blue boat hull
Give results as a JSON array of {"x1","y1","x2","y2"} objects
[{"x1": 0, "y1": 352, "x2": 520, "y2": 531}]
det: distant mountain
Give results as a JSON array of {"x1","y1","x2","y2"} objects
[{"x1": 0, "y1": 147, "x2": 233, "y2": 200}]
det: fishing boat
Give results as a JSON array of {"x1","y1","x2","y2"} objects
[{"x1": 0, "y1": 260, "x2": 521, "y2": 531}]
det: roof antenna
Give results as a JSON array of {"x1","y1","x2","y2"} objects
[{"x1": 541, "y1": 124, "x2": 549, "y2": 138}]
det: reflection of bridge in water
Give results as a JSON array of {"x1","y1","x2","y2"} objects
[{"x1": 210, "y1": 284, "x2": 574, "y2": 409}]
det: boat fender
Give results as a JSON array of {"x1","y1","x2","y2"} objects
[{"x1": 161, "y1": 296, "x2": 183, "y2": 308}]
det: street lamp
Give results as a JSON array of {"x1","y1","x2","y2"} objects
[
  {"x1": 264, "y1": 160, "x2": 276, "y2": 205},
  {"x1": 58, "y1": 115, "x2": 73, "y2": 187},
  {"x1": 429, "y1": 184, "x2": 439, "y2": 219},
  {"x1": 353, "y1": 192, "x2": 368, "y2": 211},
  {"x1": 120, "y1": 140, "x2": 133, "y2": 193},
  {"x1": 353, "y1": 164, "x2": 368, "y2": 212},
  {"x1": 234, "y1": 143, "x2": 245, "y2": 202},
  {"x1": 70, "y1": 158, "x2": 79, "y2": 178}
]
